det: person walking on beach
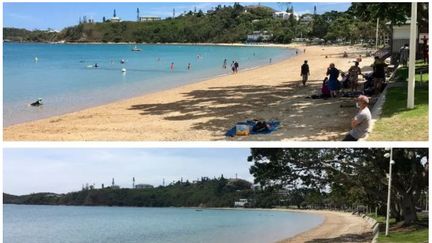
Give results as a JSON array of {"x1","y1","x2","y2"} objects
[
  {"x1": 326, "y1": 63, "x2": 340, "y2": 98},
  {"x1": 300, "y1": 60, "x2": 310, "y2": 86},
  {"x1": 343, "y1": 95, "x2": 371, "y2": 141},
  {"x1": 348, "y1": 61, "x2": 361, "y2": 91},
  {"x1": 269, "y1": 58, "x2": 272, "y2": 64},
  {"x1": 234, "y1": 61, "x2": 239, "y2": 73},
  {"x1": 170, "y1": 62, "x2": 174, "y2": 71},
  {"x1": 223, "y1": 59, "x2": 227, "y2": 69}
]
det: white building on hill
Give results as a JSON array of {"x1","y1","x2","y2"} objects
[{"x1": 109, "y1": 9, "x2": 121, "y2": 23}]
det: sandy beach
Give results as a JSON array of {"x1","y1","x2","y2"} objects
[
  {"x1": 281, "y1": 210, "x2": 373, "y2": 243},
  {"x1": 4, "y1": 44, "x2": 374, "y2": 141}
]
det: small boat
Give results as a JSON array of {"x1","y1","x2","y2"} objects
[{"x1": 131, "y1": 45, "x2": 142, "y2": 51}]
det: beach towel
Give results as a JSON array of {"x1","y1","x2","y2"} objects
[{"x1": 225, "y1": 120, "x2": 280, "y2": 137}]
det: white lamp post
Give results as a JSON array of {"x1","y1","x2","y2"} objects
[
  {"x1": 407, "y1": 2, "x2": 417, "y2": 109},
  {"x1": 384, "y1": 148, "x2": 395, "y2": 236}
]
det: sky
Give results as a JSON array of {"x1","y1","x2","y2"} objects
[
  {"x1": 4, "y1": 148, "x2": 253, "y2": 195},
  {"x1": 4, "y1": 2, "x2": 351, "y2": 30}
]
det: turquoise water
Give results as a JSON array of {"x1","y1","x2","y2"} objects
[
  {"x1": 4, "y1": 205, "x2": 324, "y2": 243},
  {"x1": 3, "y1": 43, "x2": 295, "y2": 126}
]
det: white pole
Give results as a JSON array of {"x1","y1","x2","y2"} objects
[
  {"x1": 385, "y1": 149, "x2": 393, "y2": 236},
  {"x1": 376, "y1": 18, "x2": 379, "y2": 50},
  {"x1": 407, "y1": 2, "x2": 417, "y2": 109}
]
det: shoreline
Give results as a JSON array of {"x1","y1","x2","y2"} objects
[
  {"x1": 4, "y1": 204, "x2": 372, "y2": 242},
  {"x1": 6, "y1": 41, "x2": 304, "y2": 48},
  {"x1": 4, "y1": 43, "x2": 295, "y2": 127},
  {"x1": 4, "y1": 44, "x2": 374, "y2": 141}
]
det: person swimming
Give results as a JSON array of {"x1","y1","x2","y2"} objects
[
  {"x1": 94, "y1": 63, "x2": 99, "y2": 68},
  {"x1": 120, "y1": 59, "x2": 125, "y2": 64},
  {"x1": 34, "y1": 57, "x2": 38, "y2": 62},
  {"x1": 223, "y1": 59, "x2": 227, "y2": 69},
  {"x1": 170, "y1": 62, "x2": 174, "y2": 71},
  {"x1": 187, "y1": 63, "x2": 191, "y2": 70},
  {"x1": 30, "y1": 98, "x2": 43, "y2": 107}
]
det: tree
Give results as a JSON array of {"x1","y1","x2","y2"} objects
[
  {"x1": 349, "y1": 3, "x2": 411, "y2": 25},
  {"x1": 248, "y1": 148, "x2": 428, "y2": 225}
]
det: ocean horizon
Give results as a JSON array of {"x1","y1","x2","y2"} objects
[
  {"x1": 4, "y1": 43, "x2": 295, "y2": 126},
  {"x1": 4, "y1": 204, "x2": 324, "y2": 243}
]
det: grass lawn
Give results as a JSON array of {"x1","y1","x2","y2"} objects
[
  {"x1": 368, "y1": 212, "x2": 428, "y2": 243},
  {"x1": 368, "y1": 60, "x2": 429, "y2": 141},
  {"x1": 377, "y1": 228, "x2": 428, "y2": 243}
]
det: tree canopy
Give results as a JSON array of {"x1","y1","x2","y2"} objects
[{"x1": 248, "y1": 148, "x2": 428, "y2": 225}]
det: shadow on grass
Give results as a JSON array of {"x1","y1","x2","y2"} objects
[
  {"x1": 304, "y1": 232, "x2": 373, "y2": 243},
  {"x1": 380, "y1": 85, "x2": 429, "y2": 118}
]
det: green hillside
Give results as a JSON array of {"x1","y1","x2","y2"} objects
[{"x1": 4, "y1": 178, "x2": 254, "y2": 208}]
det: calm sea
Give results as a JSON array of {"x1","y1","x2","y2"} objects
[
  {"x1": 4, "y1": 205, "x2": 323, "y2": 243},
  {"x1": 3, "y1": 43, "x2": 295, "y2": 126}
]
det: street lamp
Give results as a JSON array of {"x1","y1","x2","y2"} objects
[{"x1": 384, "y1": 148, "x2": 395, "y2": 236}]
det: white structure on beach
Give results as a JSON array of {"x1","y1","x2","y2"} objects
[
  {"x1": 389, "y1": 19, "x2": 418, "y2": 54},
  {"x1": 234, "y1": 199, "x2": 249, "y2": 207},
  {"x1": 247, "y1": 31, "x2": 272, "y2": 42}
]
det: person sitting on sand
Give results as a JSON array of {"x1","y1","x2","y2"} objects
[
  {"x1": 326, "y1": 63, "x2": 340, "y2": 98},
  {"x1": 300, "y1": 60, "x2": 310, "y2": 86},
  {"x1": 321, "y1": 77, "x2": 331, "y2": 98},
  {"x1": 343, "y1": 51, "x2": 348, "y2": 58},
  {"x1": 348, "y1": 62, "x2": 361, "y2": 91},
  {"x1": 343, "y1": 95, "x2": 371, "y2": 141},
  {"x1": 30, "y1": 98, "x2": 43, "y2": 107}
]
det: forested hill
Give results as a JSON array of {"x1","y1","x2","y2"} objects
[
  {"x1": 3, "y1": 178, "x2": 254, "y2": 208},
  {"x1": 5, "y1": 5, "x2": 287, "y2": 43},
  {"x1": 4, "y1": 3, "x2": 428, "y2": 44}
]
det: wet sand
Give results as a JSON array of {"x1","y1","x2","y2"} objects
[{"x1": 4, "y1": 44, "x2": 374, "y2": 141}]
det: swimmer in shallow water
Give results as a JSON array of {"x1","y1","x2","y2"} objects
[{"x1": 30, "y1": 98, "x2": 43, "y2": 107}]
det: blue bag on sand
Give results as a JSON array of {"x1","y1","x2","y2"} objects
[{"x1": 225, "y1": 120, "x2": 280, "y2": 137}]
